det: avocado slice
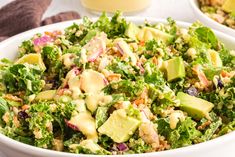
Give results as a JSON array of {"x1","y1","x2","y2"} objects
[
  {"x1": 137, "y1": 27, "x2": 173, "y2": 43},
  {"x1": 177, "y1": 92, "x2": 214, "y2": 119},
  {"x1": 15, "y1": 53, "x2": 46, "y2": 71},
  {"x1": 125, "y1": 22, "x2": 140, "y2": 40},
  {"x1": 80, "y1": 30, "x2": 97, "y2": 45},
  {"x1": 6, "y1": 100, "x2": 21, "y2": 107},
  {"x1": 98, "y1": 109, "x2": 141, "y2": 143},
  {"x1": 35, "y1": 90, "x2": 56, "y2": 101},
  {"x1": 207, "y1": 49, "x2": 223, "y2": 67},
  {"x1": 222, "y1": 0, "x2": 235, "y2": 13},
  {"x1": 165, "y1": 57, "x2": 185, "y2": 82}
]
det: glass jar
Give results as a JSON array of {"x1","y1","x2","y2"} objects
[{"x1": 81, "y1": 0, "x2": 150, "y2": 14}]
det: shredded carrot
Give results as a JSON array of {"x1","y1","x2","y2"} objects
[
  {"x1": 133, "y1": 99, "x2": 144, "y2": 105},
  {"x1": 192, "y1": 65, "x2": 210, "y2": 87},
  {"x1": 139, "y1": 41, "x2": 145, "y2": 46},
  {"x1": 221, "y1": 70, "x2": 230, "y2": 77},
  {"x1": 152, "y1": 56, "x2": 158, "y2": 65},
  {"x1": 3, "y1": 94, "x2": 22, "y2": 103},
  {"x1": 22, "y1": 105, "x2": 30, "y2": 110}
]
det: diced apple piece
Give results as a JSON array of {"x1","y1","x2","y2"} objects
[
  {"x1": 83, "y1": 33, "x2": 107, "y2": 62},
  {"x1": 80, "y1": 69, "x2": 106, "y2": 93},
  {"x1": 115, "y1": 39, "x2": 137, "y2": 66}
]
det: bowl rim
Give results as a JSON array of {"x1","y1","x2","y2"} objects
[
  {"x1": 189, "y1": 0, "x2": 235, "y2": 33},
  {"x1": 0, "y1": 17, "x2": 235, "y2": 157}
]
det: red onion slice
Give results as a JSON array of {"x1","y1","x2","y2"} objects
[
  {"x1": 65, "y1": 119, "x2": 80, "y2": 131},
  {"x1": 33, "y1": 35, "x2": 52, "y2": 46},
  {"x1": 116, "y1": 143, "x2": 128, "y2": 151}
]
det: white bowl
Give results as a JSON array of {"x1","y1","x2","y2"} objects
[
  {"x1": 0, "y1": 17, "x2": 235, "y2": 157},
  {"x1": 189, "y1": 0, "x2": 235, "y2": 37}
]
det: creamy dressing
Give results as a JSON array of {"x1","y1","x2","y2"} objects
[
  {"x1": 69, "y1": 112, "x2": 98, "y2": 141},
  {"x1": 85, "y1": 92, "x2": 112, "y2": 113},
  {"x1": 80, "y1": 69, "x2": 106, "y2": 93},
  {"x1": 61, "y1": 53, "x2": 76, "y2": 68},
  {"x1": 169, "y1": 110, "x2": 185, "y2": 129}
]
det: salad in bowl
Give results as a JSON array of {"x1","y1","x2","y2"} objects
[
  {"x1": 0, "y1": 12, "x2": 234, "y2": 155},
  {"x1": 198, "y1": 0, "x2": 235, "y2": 29}
]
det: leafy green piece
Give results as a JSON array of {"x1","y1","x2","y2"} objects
[
  {"x1": 156, "y1": 117, "x2": 202, "y2": 148},
  {"x1": 94, "y1": 11, "x2": 127, "y2": 38},
  {"x1": 128, "y1": 138, "x2": 152, "y2": 153},
  {"x1": 63, "y1": 45, "x2": 81, "y2": 55},
  {"x1": 195, "y1": 26, "x2": 218, "y2": 49},
  {"x1": 68, "y1": 140, "x2": 111, "y2": 155},
  {"x1": 64, "y1": 133, "x2": 84, "y2": 147},
  {"x1": 143, "y1": 61, "x2": 165, "y2": 86},
  {"x1": 199, "y1": 118, "x2": 222, "y2": 142},
  {"x1": 126, "y1": 105, "x2": 141, "y2": 120},
  {"x1": 95, "y1": 107, "x2": 109, "y2": 128},
  {"x1": 218, "y1": 45, "x2": 235, "y2": 67},
  {"x1": 27, "y1": 101, "x2": 54, "y2": 148},
  {"x1": 167, "y1": 17, "x2": 177, "y2": 36},
  {"x1": 98, "y1": 135, "x2": 113, "y2": 150},
  {"x1": 42, "y1": 45, "x2": 67, "y2": 88},
  {"x1": 144, "y1": 39, "x2": 168, "y2": 59},
  {"x1": 0, "y1": 97, "x2": 9, "y2": 125},
  {"x1": 107, "y1": 58, "x2": 139, "y2": 80},
  {"x1": 42, "y1": 46, "x2": 60, "y2": 66},
  {"x1": 203, "y1": 67, "x2": 223, "y2": 80},
  {"x1": 218, "y1": 121, "x2": 235, "y2": 136},
  {"x1": 106, "y1": 94, "x2": 127, "y2": 107},
  {"x1": 18, "y1": 40, "x2": 36, "y2": 57},
  {"x1": 3, "y1": 64, "x2": 43, "y2": 95},
  {"x1": 80, "y1": 30, "x2": 97, "y2": 46},
  {"x1": 199, "y1": 83, "x2": 235, "y2": 121},
  {"x1": 103, "y1": 79, "x2": 145, "y2": 98}
]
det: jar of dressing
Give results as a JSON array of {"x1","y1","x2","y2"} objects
[{"x1": 81, "y1": 0, "x2": 150, "y2": 14}]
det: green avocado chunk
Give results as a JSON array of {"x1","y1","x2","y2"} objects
[
  {"x1": 35, "y1": 90, "x2": 56, "y2": 101},
  {"x1": 137, "y1": 27, "x2": 173, "y2": 44},
  {"x1": 98, "y1": 109, "x2": 141, "y2": 143},
  {"x1": 166, "y1": 57, "x2": 185, "y2": 82},
  {"x1": 125, "y1": 22, "x2": 140, "y2": 40},
  {"x1": 177, "y1": 92, "x2": 214, "y2": 119}
]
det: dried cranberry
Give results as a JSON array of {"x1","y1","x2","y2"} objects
[
  {"x1": 18, "y1": 111, "x2": 29, "y2": 119},
  {"x1": 185, "y1": 86, "x2": 198, "y2": 96},
  {"x1": 217, "y1": 79, "x2": 224, "y2": 89}
]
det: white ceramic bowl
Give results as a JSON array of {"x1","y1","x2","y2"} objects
[
  {"x1": 189, "y1": 0, "x2": 235, "y2": 37},
  {"x1": 0, "y1": 18, "x2": 235, "y2": 157}
]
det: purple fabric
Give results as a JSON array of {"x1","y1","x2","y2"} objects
[{"x1": 0, "y1": 0, "x2": 80, "y2": 42}]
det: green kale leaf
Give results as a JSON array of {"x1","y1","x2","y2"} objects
[
  {"x1": 156, "y1": 117, "x2": 202, "y2": 148},
  {"x1": 3, "y1": 64, "x2": 43, "y2": 95}
]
